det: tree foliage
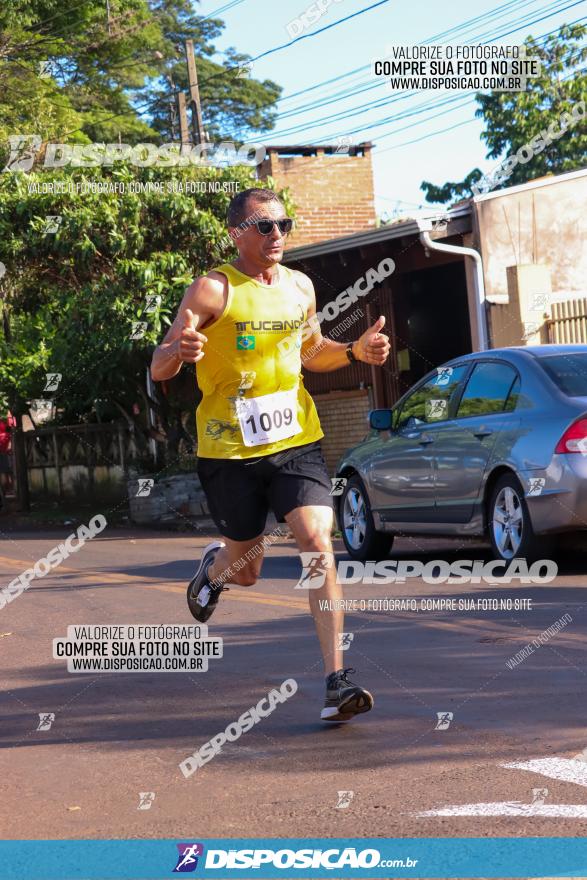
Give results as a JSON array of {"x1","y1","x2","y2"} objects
[
  {"x1": 0, "y1": 0, "x2": 287, "y2": 440},
  {"x1": 0, "y1": 0, "x2": 281, "y2": 152},
  {"x1": 0, "y1": 165, "x2": 294, "y2": 437},
  {"x1": 421, "y1": 24, "x2": 587, "y2": 204}
]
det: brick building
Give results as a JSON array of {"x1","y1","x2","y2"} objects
[{"x1": 257, "y1": 143, "x2": 376, "y2": 247}]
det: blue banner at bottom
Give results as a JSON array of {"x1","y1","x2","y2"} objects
[{"x1": 1, "y1": 838, "x2": 587, "y2": 879}]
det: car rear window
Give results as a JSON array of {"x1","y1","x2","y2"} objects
[
  {"x1": 456, "y1": 362, "x2": 518, "y2": 417},
  {"x1": 537, "y1": 353, "x2": 587, "y2": 396}
]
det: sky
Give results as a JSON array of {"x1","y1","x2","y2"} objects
[{"x1": 195, "y1": 0, "x2": 586, "y2": 219}]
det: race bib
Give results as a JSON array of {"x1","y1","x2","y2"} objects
[{"x1": 236, "y1": 388, "x2": 302, "y2": 448}]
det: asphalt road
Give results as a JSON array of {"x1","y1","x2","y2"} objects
[{"x1": 2, "y1": 524, "x2": 587, "y2": 846}]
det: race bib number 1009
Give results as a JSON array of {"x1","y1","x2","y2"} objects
[{"x1": 236, "y1": 389, "x2": 302, "y2": 447}]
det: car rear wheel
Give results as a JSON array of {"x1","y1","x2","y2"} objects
[
  {"x1": 339, "y1": 474, "x2": 394, "y2": 561},
  {"x1": 488, "y1": 473, "x2": 544, "y2": 563}
]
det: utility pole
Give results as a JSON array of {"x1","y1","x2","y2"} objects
[
  {"x1": 169, "y1": 96, "x2": 179, "y2": 142},
  {"x1": 177, "y1": 92, "x2": 190, "y2": 149},
  {"x1": 184, "y1": 39, "x2": 205, "y2": 145},
  {"x1": 167, "y1": 75, "x2": 180, "y2": 142}
]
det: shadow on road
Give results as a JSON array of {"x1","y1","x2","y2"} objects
[{"x1": 2, "y1": 586, "x2": 586, "y2": 768}]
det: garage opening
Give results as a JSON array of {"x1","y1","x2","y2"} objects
[{"x1": 393, "y1": 260, "x2": 472, "y2": 394}]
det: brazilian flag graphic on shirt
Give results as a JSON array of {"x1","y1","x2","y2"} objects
[{"x1": 236, "y1": 335, "x2": 255, "y2": 350}]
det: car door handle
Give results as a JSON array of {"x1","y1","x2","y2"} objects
[
  {"x1": 418, "y1": 433, "x2": 434, "y2": 445},
  {"x1": 473, "y1": 429, "x2": 493, "y2": 439}
]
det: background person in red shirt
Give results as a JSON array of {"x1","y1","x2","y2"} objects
[{"x1": 0, "y1": 413, "x2": 15, "y2": 496}]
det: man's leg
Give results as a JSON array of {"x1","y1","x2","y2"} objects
[
  {"x1": 208, "y1": 534, "x2": 266, "y2": 587},
  {"x1": 187, "y1": 534, "x2": 266, "y2": 622},
  {"x1": 189, "y1": 455, "x2": 270, "y2": 621},
  {"x1": 285, "y1": 502, "x2": 373, "y2": 721},
  {"x1": 285, "y1": 505, "x2": 343, "y2": 676}
]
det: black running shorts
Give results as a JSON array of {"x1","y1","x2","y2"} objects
[{"x1": 196, "y1": 440, "x2": 333, "y2": 541}]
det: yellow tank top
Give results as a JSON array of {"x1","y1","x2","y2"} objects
[{"x1": 196, "y1": 263, "x2": 324, "y2": 459}]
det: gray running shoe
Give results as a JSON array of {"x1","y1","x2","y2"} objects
[
  {"x1": 186, "y1": 541, "x2": 226, "y2": 623},
  {"x1": 321, "y1": 668, "x2": 374, "y2": 722}
]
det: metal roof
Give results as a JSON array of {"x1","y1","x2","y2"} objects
[
  {"x1": 283, "y1": 204, "x2": 472, "y2": 262},
  {"x1": 473, "y1": 166, "x2": 587, "y2": 203},
  {"x1": 263, "y1": 142, "x2": 373, "y2": 154}
]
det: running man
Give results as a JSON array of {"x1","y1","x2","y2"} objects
[{"x1": 151, "y1": 187, "x2": 391, "y2": 721}]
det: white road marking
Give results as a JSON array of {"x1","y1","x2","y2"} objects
[
  {"x1": 418, "y1": 803, "x2": 587, "y2": 817},
  {"x1": 501, "y1": 757, "x2": 587, "y2": 787},
  {"x1": 418, "y1": 757, "x2": 587, "y2": 818}
]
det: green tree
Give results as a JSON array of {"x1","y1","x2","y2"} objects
[
  {"x1": 0, "y1": 0, "x2": 281, "y2": 151},
  {"x1": 0, "y1": 165, "x2": 293, "y2": 435},
  {"x1": 421, "y1": 24, "x2": 587, "y2": 204}
]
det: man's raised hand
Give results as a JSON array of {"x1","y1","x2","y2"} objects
[
  {"x1": 355, "y1": 315, "x2": 390, "y2": 366},
  {"x1": 177, "y1": 308, "x2": 208, "y2": 363}
]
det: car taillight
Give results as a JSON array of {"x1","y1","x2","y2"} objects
[{"x1": 555, "y1": 417, "x2": 587, "y2": 454}]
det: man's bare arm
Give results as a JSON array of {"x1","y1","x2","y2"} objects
[
  {"x1": 150, "y1": 275, "x2": 224, "y2": 381},
  {"x1": 296, "y1": 274, "x2": 390, "y2": 372}
]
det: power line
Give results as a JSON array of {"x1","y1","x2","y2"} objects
[
  {"x1": 10, "y1": 0, "x2": 392, "y2": 141},
  {"x1": 260, "y1": 89, "x2": 472, "y2": 142},
  {"x1": 353, "y1": 54, "x2": 585, "y2": 162},
  {"x1": 9, "y1": 0, "x2": 584, "y2": 148},
  {"x1": 272, "y1": 80, "x2": 386, "y2": 124},
  {"x1": 277, "y1": 66, "x2": 370, "y2": 106},
  {"x1": 378, "y1": 117, "x2": 476, "y2": 152},
  {"x1": 267, "y1": 96, "x2": 475, "y2": 172},
  {"x1": 7, "y1": 0, "x2": 535, "y2": 134},
  {"x1": 266, "y1": 90, "x2": 417, "y2": 139},
  {"x1": 203, "y1": 0, "x2": 248, "y2": 17},
  {"x1": 479, "y1": 0, "x2": 586, "y2": 41},
  {"x1": 224, "y1": 0, "x2": 553, "y2": 139},
  {"x1": 273, "y1": 0, "x2": 542, "y2": 108},
  {"x1": 430, "y1": 0, "x2": 539, "y2": 41},
  {"x1": 253, "y1": 0, "x2": 391, "y2": 63},
  {"x1": 196, "y1": 0, "x2": 393, "y2": 91},
  {"x1": 270, "y1": 0, "x2": 543, "y2": 100},
  {"x1": 375, "y1": 59, "x2": 585, "y2": 155},
  {"x1": 246, "y1": 19, "x2": 552, "y2": 139},
  {"x1": 266, "y1": 18, "x2": 585, "y2": 174},
  {"x1": 48, "y1": 0, "x2": 393, "y2": 138},
  {"x1": 270, "y1": 0, "x2": 547, "y2": 124},
  {"x1": 282, "y1": 11, "x2": 586, "y2": 147}
]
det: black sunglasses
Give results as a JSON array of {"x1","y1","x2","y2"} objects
[{"x1": 252, "y1": 218, "x2": 293, "y2": 235}]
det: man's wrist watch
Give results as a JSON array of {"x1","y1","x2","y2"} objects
[{"x1": 346, "y1": 342, "x2": 357, "y2": 364}]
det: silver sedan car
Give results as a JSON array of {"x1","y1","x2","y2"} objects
[{"x1": 335, "y1": 345, "x2": 587, "y2": 562}]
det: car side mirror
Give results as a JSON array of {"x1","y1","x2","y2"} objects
[{"x1": 369, "y1": 409, "x2": 393, "y2": 431}]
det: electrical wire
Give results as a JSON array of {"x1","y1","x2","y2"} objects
[
  {"x1": 203, "y1": 0, "x2": 248, "y2": 18},
  {"x1": 7, "y1": 0, "x2": 585, "y2": 147},
  {"x1": 195, "y1": 0, "x2": 393, "y2": 90},
  {"x1": 282, "y1": 11, "x2": 586, "y2": 147},
  {"x1": 224, "y1": 0, "x2": 562, "y2": 140},
  {"x1": 8, "y1": 0, "x2": 392, "y2": 140}
]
